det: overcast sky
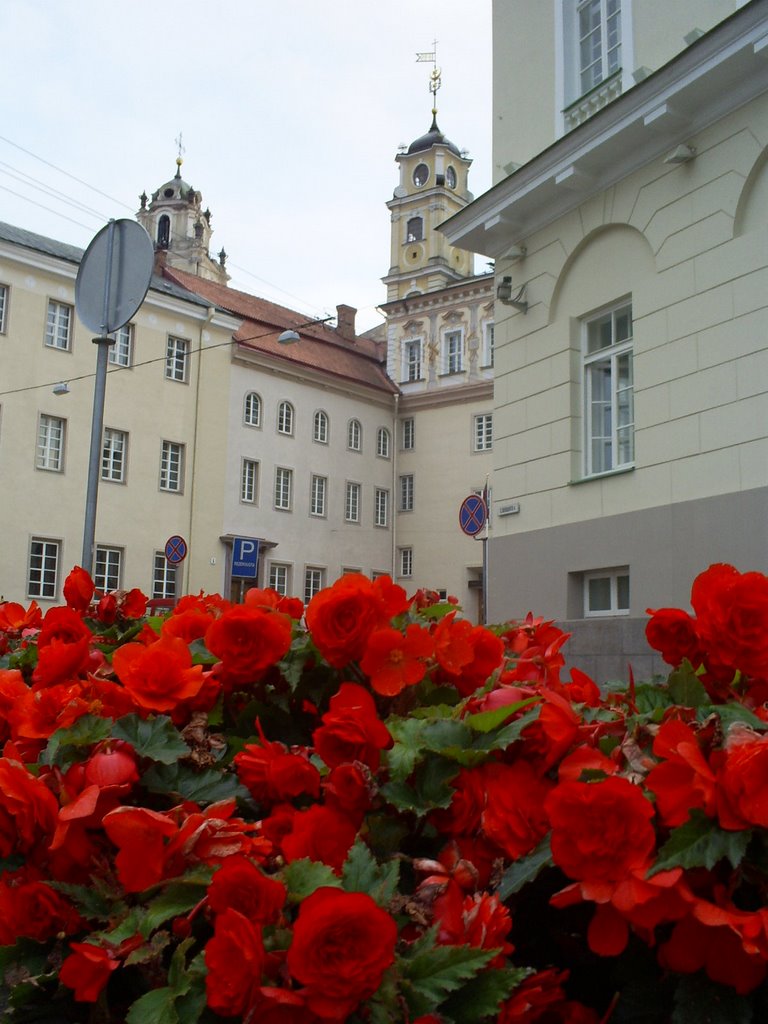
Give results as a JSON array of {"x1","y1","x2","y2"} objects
[{"x1": 0, "y1": 1, "x2": 492, "y2": 332}]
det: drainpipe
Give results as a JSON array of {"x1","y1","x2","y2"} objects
[
  {"x1": 186, "y1": 305, "x2": 216, "y2": 593},
  {"x1": 391, "y1": 392, "x2": 399, "y2": 579}
]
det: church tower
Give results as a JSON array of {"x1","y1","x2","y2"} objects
[
  {"x1": 137, "y1": 155, "x2": 229, "y2": 285},
  {"x1": 383, "y1": 65, "x2": 474, "y2": 302}
]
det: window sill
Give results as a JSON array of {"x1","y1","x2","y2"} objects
[{"x1": 570, "y1": 464, "x2": 635, "y2": 486}]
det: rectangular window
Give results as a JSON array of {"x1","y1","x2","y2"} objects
[
  {"x1": 160, "y1": 440, "x2": 185, "y2": 492},
  {"x1": 102, "y1": 428, "x2": 127, "y2": 482},
  {"x1": 269, "y1": 562, "x2": 290, "y2": 596},
  {"x1": 403, "y1": 338, "x2": 422, "y2": 382},
  {"x1": 443, "y1": 329, "x2": 463, "y2": 374},
  {"x1": 583, "y1": 301, "x2": 633, "y2": 476},
  {"x1": 483, "y1": 322, "x2": 494, "y2": 367},
  {"x1": 578, "y1": 0, "x2": 621, "y2": 95},
  {"x1": 474, "y1": 414, "x2": 493, "y2": 452},
  {"x1": 45, "y1": 300, "x2": 72, "y2": 351},
  {"x1": 584, "y1": 567, "x2": 630, "y2": 617},
  {"x1": 241, "y1": 458, "x2": 258, "y2": 503},
  {"x1": 109, "y1": 324, "x2": 133, "y2": 367},
  {"x1": 165, "y1": 336, "x2": 189, "y2": 382},
  {"x1": 401, "y1": 417, "x2": 415, "y2": 451},
  {"x1": 153, "y1": 552, "x2": 177, "y2": 599},
  {"x1": 374, "y1": 487, "x2": 389, "y2": 528},
  {"x1": 310, "y1": 474, "x2": 327, "y2": 517},
  {"x1": 94, "y1": 546, "x2": 122, "y2": 593},
  {"x1": 28, "y1": 538, "x2": 60, "y2": 599},
  {"x1": 399, "y1": 547, "x2": 413, "y2": 578},
  {"x1": 345, "y1": 481, "x2": 361, "y2": 523},
  {"x1": 304, "y1": 566, "x2": 325, "y2": 604},
  {"x1": 37, "y1": 414, "x2": 65, "y2": 471},
  {"x1": 274, "y1": 467, "x2": 293, "y2": 510},
  {"x1": 0, "y1": 283, "x2": 8, "y2": 333},
  {"x1": 399, "y1": 474, "x2": 414, "y2": 512}
]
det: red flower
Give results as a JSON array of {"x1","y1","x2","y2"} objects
[
  {"x1": 0, "y1": 600, "x2": 42, "y2": 632},
  {"x1": 305, "y1": 573, "x2": 402, "y2": 668},
  {"x1": 692, "y1": 563, "x2": 768, "y2": 679},
  {"x1": 360, "y1": 623, "x2": 433, "y2": 696},
  {"x1": 659, "y1": 911, "x2": 767, "y2": 995},
  {"x1": 281, "y1": 804, "x2": 359, "y2": 872},
  {"x1": 205, "y1": 907, "x2": 265, "y2": 1017},
  {"x1": 433, "y1": 884, "x2": 514, "y2": 967},
  {"x1": 207, "y1": 855, "x2": 286, "y2": 924},
  {"x1": 433, "y1": 613, "x2": 474, "y2": 675},
  {"x1": 102, "y1": 806, "x2": 177, "y2": 892},
  {"x1": 245, "y1": 585, "x2": 304, "y2": 620},
  {"x1": 312, "y1": 682, "x2": 392, "y2": 771},
  {"x1": 0, "y1": 868, "x2": 82, "y2": 944},
  {"x1": 645, "y1": 607, "x2": 702, "y2": 668},
  {"x1": 111, "y1": 634, "x2": 206, "y2": 713},
  {"x1": 32, "y1": 606, "x2": 92, "y2": 687},
  {"x1": 322, "y1": 763, "x2": 371, "y2": 822},
  {"x1": 481, "y1": 760, "x2": 553, "y2": 859},
  {"x1": 430, "y1": 764, "x2": 491, "y2": 837},
  {"x1": 235, "y1": 724, "x2": 321, "y2": 805},
  {"x1": 717, "y1": 727, "x2": 768, "y2": 830},
  {"x1": 62, "y1": 566, "x2": 95, "y2": 613},
  {"x1": 645, "y1": 719, "x2": 716, "y2": 827},
  {"x1": 205, "y1": 604, "x2": 292, "y2": 682},
  {"x1": 59, "y1": 942, "x2": 119, "y2": 1003},
  {"x1": 0, "y1": 754, "x2": 58, "y2": 858},
  {"x1": 287, "y1": 887, "x2": 397, "y2": 1020}
]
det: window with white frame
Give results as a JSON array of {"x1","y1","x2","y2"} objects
[
  {"x1": 559, "y1": 0, "x2": 626, "y2": 130},
  {"x1": 399, "y1": 547, "x2": 413, "y2": 578},
  {"x1": 399, "y1": 474, "x2": 414, "y2": 512},
  {"x1": 152, "y1": 552, "x2": 177, "y2": 599},
  {"x1": 583, "y1": 301, "x2": 633, "y2": 476},
  {"x1": 374, "y1": 487, "x2": 389, "y2": 528},
  {"x1": 28, "y1": 538, "x2": 60, "y2": 599},
  {"x1": 442, "y1": 329, "x2": 463, "y2": 374},
  {"x1": 94, "y1": 546, "x2": 122, "y2": 594},
  {"x1": 310, "y1": 474, "x2": 327, "y2": 517},
  {"x1": 37, "y1": 414, "x2": 65, "y2": 472},
  {"x1": 313, "y1": 410, "x2": 329, "y2": 444},
  {"x1": 578, "y1": 0, "x2": 621, "y2": 96},
  {"x1": 584, "y1": 567, "x2": 630, "y2": 617},
  {"x1": 474, "y1": 414, "x2": 493, "y2": 452},
  {"x1": 274, "y1": 467, "x2": 293, "y2": 510},
  {"x1": 406, "y1": 217, "x2": 423, "y2": 242},
  {"x1": 160, "y1": 440, "x2": 184, "y2": 492},
  {"x1": 0, "y1": 283, "x2": 8, "y2": 334},
  {"x1": 269, "y1": 562, "x2": 291, "y2": 596},
  {"x1": 45, "y1": 300, "x2": 72, "y2": 351},
  {"x1": 109, "y1": 324, "x2": 133, "y2": 367},
  {"x1": 244, "y1": 392, "x2": 261, "y2": 427},
  {"x1": 277, "y1": 401, "x2": 294, "y2": 436},
  {"x1": 376, "y1": 427, "x2": 390, "y2": 459},
  {"x1": 402, "y1": 338, "x2": 422, "y2": 382},
  {"x1": 241, "y1": 458, "x2": 258, "y2": 503},
  {"x1": 101, "y1": 428, "x2": 127, "y2": 483},
  {"x1": 401, "y1": 417, "x2": 415, "y2": 451},
  {"x1": 304, "y1": 566, "x2": 325, "y2": 604},
  {"x1": 483, "y1": 322, "x2": 495, "y2": 367},
  {"x1": 345, "y1": 481, "x2": 361, "y2": 523},
  {"x1": 347, "y1": 418, "x2": 362, "y2": 452},
  {"x1": 165, "y1": 336, "x2": 189, "y2": 382}
]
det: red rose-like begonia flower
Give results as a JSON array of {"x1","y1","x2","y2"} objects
[
  {"x1": 645, "y1": 606, "x2": 702, "y2": 669},
  {"x1": 205, "y1": 908, "x2": 265, "y2": 1018},
  {"x1": 432, "y1": 613, "x2": 474, "y2": 675},
  {"x1": 645, "y1": 719, "x2": 717, "y2": 827},
  {"x1": 102, "y1": 805, "x2": 178, "y2": 892},
  {"x1": 287, "y1": 887, "x2": 397, "y2": 1020},
  {"x1": 0, "y1": 868, "x2": 83, "y2": 945},
  {"x1": 360, "y1": 623, "x2": 433, "y2": 696},
  {"x1": 0, "y1": 671, "x2": 30, "y2": 743},
  {"x1": 62, "y1": 566, "x2": 95, "y2": 613},
  {"x1": 430, "y1": 764, "x2": 494, "y2": 837},
  {"x1": 121, "y1": 588, "x2": 148, "y2": 619},
  {"x1": 165, "y1": 800, "x2": 265, "y2": 873},
  {"x1": 521, "y1": 690, "x2": 582, "y2": 770},
  {"x1": 208, "y1": 855, "x2": 286, "y2": 924},
  {"x1": 60, "y1": 942, "x2": 119, "y2": 1003},
  {"x1": 162, "y1": 607, "x2": 216, "y2": 643},
  {"x1": 235, "y1": 726, "x2": 321, "y2": 806},
  {"x1": 312, "y1": 682, "x2": 393, "y2": 771},
  {"x1": 691, "y1": 563, "x2": 768, "y2": 680},
  {"x1": 658, "y1": 911, "x2": 767, "y2": 995},
  {"x1": 432, "y1": 883, "x2": 514, "y2": 967},
  {"x1": 0, "y1": 755, "x2": 58, "y2": 858},
  {"x1": 111, "y1": 634, "x2": 206, "y2": 713},
  {"x1": 32, "y1": 606, "x2": 93, "y2": 687},
  {"x1": 0, "y1": 600, "x2": 42, "y2": 633},
  {"x1": 281, "y1": 804, "x2": 359, "y2": 872},
  {"x1": 322, "y1": 763, "x2": 371, "y2": 822},
  {"x1": 497, "y1": 967, "x2": 600, "y2": 1024},
  {"x1": 205, "y1": 604, "x2": 292, "y2": 682},
  {"x1": 305, "y1": 573, "x2": 398, "y2": 668},
  {"x1": 245, "y1": 586, "x2": 304, "y2": 620},
  {"x1": 546, "y1": 777, "x2": 656, "y2": 885},
  {"x1": 481, "y1": 760, "x2": 553, "y2": 860},
  {"x1": 717, "y1": 728, "x2": 768, "y2": 830},
  {"x1": 447, "y1": 626, "x2": 506, "y2": 697}
]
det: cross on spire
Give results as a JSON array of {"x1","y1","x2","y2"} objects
[{"x1": 416, "y1": 41, "x2": 441, "y2": 120}]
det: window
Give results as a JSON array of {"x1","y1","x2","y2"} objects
[
  {"x1": 483, "y1": 322, "x2": 495, "y2": 367},
  {"x1": 347, "y1": 419, "x2": 362, "y2": 452},
  {"x1": 94, "y1": 546, "x2": 122, "y2": 593},
  {"x1": 442, "y1": 329, "x2": 463, "y2": 374},
  {"x1": 37, "y1": 414, "x2": 65, "y2": 471},
  {"x1": 153, "y1": 552, "x2": 177, "y2": 599},
  {"x1": 241, "y1": 458, "x2": 258, "y2": 503},
  {"x1": 310, "y1": 474, "x2": 327, "y2": 517},
  {"x1": 345, "y1": 481, "x2": 361, "y2": 523},
  {"x1": 0, "y1": 283, "x2": 8, "y2": 333},
  {"x1": 102, "y1": 428, "x2": 127, "y2": 482},
  {"x1": 399, "y1": 547, "x2": 413, "y2": 578},
  {"x1": 160, "y1": 440, "x2": 184, "y2": 492},
  {"x1": 28, "y1": 538, "x2": 60, "y2": 599},
  {"x1": 165, "y1": 336, "x2": 189, "y2": 382},
  {"x1": 402, "y1": 338, "x2": 422, "y2": 382},
  {"x1": 45, "y1": 300, "x2": 72, "y2": 351},
  {"x1": 244, "y1": 392, "x2": 261, "y2": 427},
  {"x1": 399, "y1": 474, "x2": 414, "y2": 512},
  {"x1": 374, "y1": 488, "x2": 389, "y2": 528},
  {"x1": 274, "y1": 467, "x2": 293, "y2": 510},
  {"x1": 277, "y1": 401, "x2": 294, "y2": 436},
  {"x1": 474, "y1": 414, "x2": 493, "y2": 452},
  {"x1": 269, "y1": 562, "x2": 291, "y2": 596},
  {"x1": 578, "y1": 0, "x2": 621, "y2": 96},
  {"x1": 401, "y1": 417, "x2": 415, "y2": 451},
  {"x1": 376, "y1": 427, "x2": 390, "y2": 459},
  {"x1": 109, "y1": 324, "x2": 133, "y2": 367},
  {"x1": 406, "y1": 217, "x2": 423, "y2": 242},
  {"x1": 304, "y1": 567, "x2": 325, "y2": 604},
  {"x1": 584, "y1": 568, "x2": 630, "y2": 617},
  {"x1": 583, "y1": 301, "x2": 633, "y2": 476},
  {"x1": 313, "y1": 410, "x2": 329, "y2": 444}
]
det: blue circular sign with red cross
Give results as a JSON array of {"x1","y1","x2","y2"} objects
[
  {"x1": 459, "y1": 494, "x2": 487, "y2": 537},
  {"x1": 164, "y1": 534, "x2": 188, "y2": 565}
]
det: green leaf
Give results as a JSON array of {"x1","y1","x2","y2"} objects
[
  {"x1": 125, "y1": 987, "x2": 179, "y2": 1024},
  {"x1": 465, "y1": 697, "x2": 540, "y2": 734},
  {"x1": 282, "y1": 858, "x2": 342, "y2": 902},
  {"x1": 380, "y1": 756, "x2": 459, "y2": 816},
  {"x1": 497, "y1": 836, "x2": 553, "y2": 900},
  {"x1": 632, "y1": 683, "x2": 674, "y2": 716},
  {"x1": 140, "y1": 878, "x2": 212, "y2": 937},
  {"x1": 45, "y1": 880, "x2": 114, "y2": 922},
  {"x1": 668, "y1": 663, "x2": 709, "y2": 707},
  {"x1": 188, "y1": 638, "x2": 218, "y2": 665},
  {"x1": 384, "y1": 718, "x2": 428, "y2": 782},
  {"x1": 472, "y1": 705, "x2": 541, "y2": 752},
  {"x1": 441, "y1": 966, "x2": 527, "y2": 1024},
  {"x1": 650, "y1": 810, "x2": 752, "y2": 875},
  {"x1": 342, "y1": 841, "x2": 400, "y2": 906},
  {"x1": 141, "y1": 761, "x2": 248, "y2": 804},
  {"x1": 94, "y1": 907, "x2": 146, "y2": 946},
  {"x1": 399, "y1": 930, "x2": 497, "y2": 1017},
  {"x1": 112, "y1": 714, "x2": 190, "y2": 764},
  {"x1": 709, "y1": 703, "x2": 768, "y2": 732},
  {"x1": 671, "y1": 973, "x2": 752, "y2": 1024},
  {"x1": 39, "y1": 714, "x2": 112, "y2": 767}
]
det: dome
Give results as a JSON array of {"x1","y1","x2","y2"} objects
[
  {"x1": 407, "y1": 116, "x2": 461, "y2": 157},
  {"x1": 151, "y1": 160, "x2": 196, "y2": 204}
]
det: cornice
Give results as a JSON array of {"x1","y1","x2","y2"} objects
[{"x1": 399, "y1": 379, "x2": 493, "y2": 411}]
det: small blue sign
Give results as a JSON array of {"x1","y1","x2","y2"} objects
[
  {"x1": 459, "y1": 494, "x2": 487, "y2": 537},
  {"x1": 232, "y1": 537, "x2": 259, "y2": 579},
  {"x1": 164, "y1": 534, "x2": 188, "y2": 564}
]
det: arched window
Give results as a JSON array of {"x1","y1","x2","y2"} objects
[
  {"x1": 157, "y1": 215, "x2": 170, "y2": 249},
  {"x1": 244, "y1": 391, "x2": 261, "y2": 427},
  {"x1": 277, "y1": 401, "x2": 294, "y2": 436},
  {"x1": 313, "y1": 410, "x2": 329, "y2": 444},
  {"x1": 347, "y1": 418, "x2": 362, "y2": 452},
  {"x1": 406, "y1": 217, "x2": 423, "y2": 242},
  {"x1": 376, "y1": 427, "x2": 390, "y2": 459}
]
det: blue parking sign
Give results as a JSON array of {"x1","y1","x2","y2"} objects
[{"x1": 232, "y1": 537, "x2": 259, "y2": 579}]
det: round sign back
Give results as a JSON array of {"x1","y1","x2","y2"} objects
[{"x1": 75, "y1": 219, "x2": 154, "y2": 335}]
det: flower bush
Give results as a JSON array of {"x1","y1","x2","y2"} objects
[{"x1": 2, "y1": 563, "x2": 768, "y2": 1022}]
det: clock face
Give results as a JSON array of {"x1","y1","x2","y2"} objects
[
  {"x1": 446, "y1": 166, "x2": 457, "y2": 189},
  {"x1": 413, "y1": 163, "x2": 429, "y2": 187}
]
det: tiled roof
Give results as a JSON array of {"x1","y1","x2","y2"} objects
[{"x1": 163, "y1": 266, "x2": 396, "y2": 396}]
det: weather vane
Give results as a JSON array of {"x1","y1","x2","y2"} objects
[
  {"x1": 416, "y1": 40, "x2": 441, "y2": 119},
  {"x1": 174, "y1": 131, "x2": 185, "y2": 171}
]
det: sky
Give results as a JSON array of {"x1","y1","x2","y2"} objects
[{"x1": 0, "y1": 1, "x2": 492, "y2": 333}]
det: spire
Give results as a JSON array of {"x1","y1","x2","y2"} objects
[
  {"x1": 174, "y1": 131, "x2": 186, "y2": 180},
  {"x1": 416, "y1": 41, "x2": 442, "y2": 129}
]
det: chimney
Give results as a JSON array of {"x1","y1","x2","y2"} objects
[{"x1": 336, "y1": 304, "x2": 357, "y2": 341}]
